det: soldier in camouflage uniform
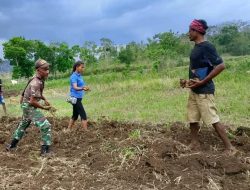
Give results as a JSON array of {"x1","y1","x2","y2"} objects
[{"x1": 6, "y1": 59, "x2": 53, "y2": 156}]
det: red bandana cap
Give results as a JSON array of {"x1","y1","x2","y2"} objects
[{"x1": 190, "y1": 19, "x2": 206, "y2": 34}]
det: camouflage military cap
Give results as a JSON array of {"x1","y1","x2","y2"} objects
[{"x1": 35, "y1": 59, "x2": 49, "y2": 69}]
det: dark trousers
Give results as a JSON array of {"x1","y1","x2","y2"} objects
[{"x1": 72, "y1": 98, "x2": 87, "y2": 121}]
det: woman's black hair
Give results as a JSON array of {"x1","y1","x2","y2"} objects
[{"x1": 72, "y1": 60, "x2": 84, "y2": 73}]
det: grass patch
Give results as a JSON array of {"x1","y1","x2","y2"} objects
[
  {"x1": 1, "y1": 56, "x2": 250, "y2": 126},
  {"x1": 129, "y1": 129, "x2": 141, "y2": 140}
]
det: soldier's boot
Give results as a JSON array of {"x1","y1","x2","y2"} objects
[
  {"x1": 6, "y1": 139, "x2": 19, "y2": 151},
  {"x1": 40, "y1": 145, "x2": 52, "y2": 157}
]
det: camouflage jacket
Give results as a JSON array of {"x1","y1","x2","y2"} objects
[{"x1": 22, "y1": 74, "x2": 44, "y2": 103}]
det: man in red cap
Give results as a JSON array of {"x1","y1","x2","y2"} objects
[{"x1": 180, "y1": 19, "x2": 236, "y2": 155}]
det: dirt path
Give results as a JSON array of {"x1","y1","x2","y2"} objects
[{"x1": 0, "y1": 117, "x2": 249, "y2": 190}]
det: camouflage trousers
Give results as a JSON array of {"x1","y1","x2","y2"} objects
[{"x1": 12, "y1": 103, "x2": 52, "y2": 145}]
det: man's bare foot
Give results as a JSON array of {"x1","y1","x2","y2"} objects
[
  {"x1": 63, "y1": 128, "x2": 71, "y2": 133},
  {"x1": 80, "y1": 127, "x2": 88, "y2": 131},
  {"x1": 223, "y1": 147, "x2": 238, "y2": 156},
  {"x1": 83, "y1": 127, "x2": 88, "y2": 131}
]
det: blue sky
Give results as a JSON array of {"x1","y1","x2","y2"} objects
[{"x1": 1, "y1": 0, "x2": 250, "y2": 58}]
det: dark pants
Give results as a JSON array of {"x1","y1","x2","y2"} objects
[{"x1": 72, "y1": 98, "x2": 87, "y2": 121}]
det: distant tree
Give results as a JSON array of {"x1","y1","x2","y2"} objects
[
  {"x1": 146, "y1": 32, "x2": 180, "y2": 60},
  {"x1": 34, "y1": 40, "x2": 57, "y2": 76},
  {"x1": 71, "y1": 45, "x2": 81, "y2": 58},
  {"x1": 209, "y1": 23, "x2": 250, "y2": 55},
  {"x1": 99, "y1": 38, "x2": 117, "y2": 59},
  {"x1": 146, "y1": 32, "x2": 190, "y2": 70},
  {"x1": 3, "y1": 37, "x2": 35, "y2": 78},
  {"x1": 81, "y1": 41, "x2": 97, "y2": 64},
  {"x1": 83, "y1": 41, "x2": 97, "y2": 55},
  {"x1": 54, "y1": 43, "x2": 74, "y2": 73},
  {"x1": 118, "y1": 46, "x2": 134, "y2": 67},
  {"x1": 126, "y1": 41, "x2": 143, "y2": 60},
  {"x1": 71, "y1": 43, "x2": 97, "y2": 65},
  {"x1": 217, "y1": 26, "x2": 239, "y2": 46}
]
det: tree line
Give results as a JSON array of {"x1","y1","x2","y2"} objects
[{"x1": 3, "y1": 21, "x2": 250, "y2": 79}]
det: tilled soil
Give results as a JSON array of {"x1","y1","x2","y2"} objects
[{"x1": 0, "y1": 117, "x2": 249, "y2": 190}]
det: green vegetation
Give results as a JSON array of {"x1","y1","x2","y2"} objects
[
  {"x1": 3, "y1": 21, "x2": 250, "y2": 80},
  {"x1": 2, "y1": 56, "x2": 249, "y2": 127},
  {"x1": 129, "y1": 129, "x2": 141, "y2": 140},
  {"x1": 1, "y1": 21, "x2": 249, "y2": 127},
  {"x1": 120, "y1": 147, "x2": 137, "y2": 160},
  {"x1": 209, "y1": 22, "x2": 250, "y2": 56}
]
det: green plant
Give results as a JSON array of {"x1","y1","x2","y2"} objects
[
  {"x1": 120, "y1": 147, "x2": 136, "y2": 160},
  {"x1": 129, "y1": 129, "x2": 141, "y2": 139}
]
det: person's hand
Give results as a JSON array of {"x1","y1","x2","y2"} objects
[
  {"x1": 44, "y1": 100, "x2": 50, "y2": 106},
  {"x1": 83, "y1": 86, "x2": 90, "y2": 91},
  {"x1": 44, "y1": 105, "x2": 57, "y2": 112},
  {"x1": 186, "y1": 79, "x2": 204, "y2": 88},
  {"x1": 180, "y1": 79, "x2": 187, "y2": 88},
  {"x1": 43, "y1": 105, "x2": 52, "y2": 110}
]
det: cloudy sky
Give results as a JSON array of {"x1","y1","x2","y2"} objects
[{"x1": 1, "y1": 0, "x2": 250, "y2": 58}]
